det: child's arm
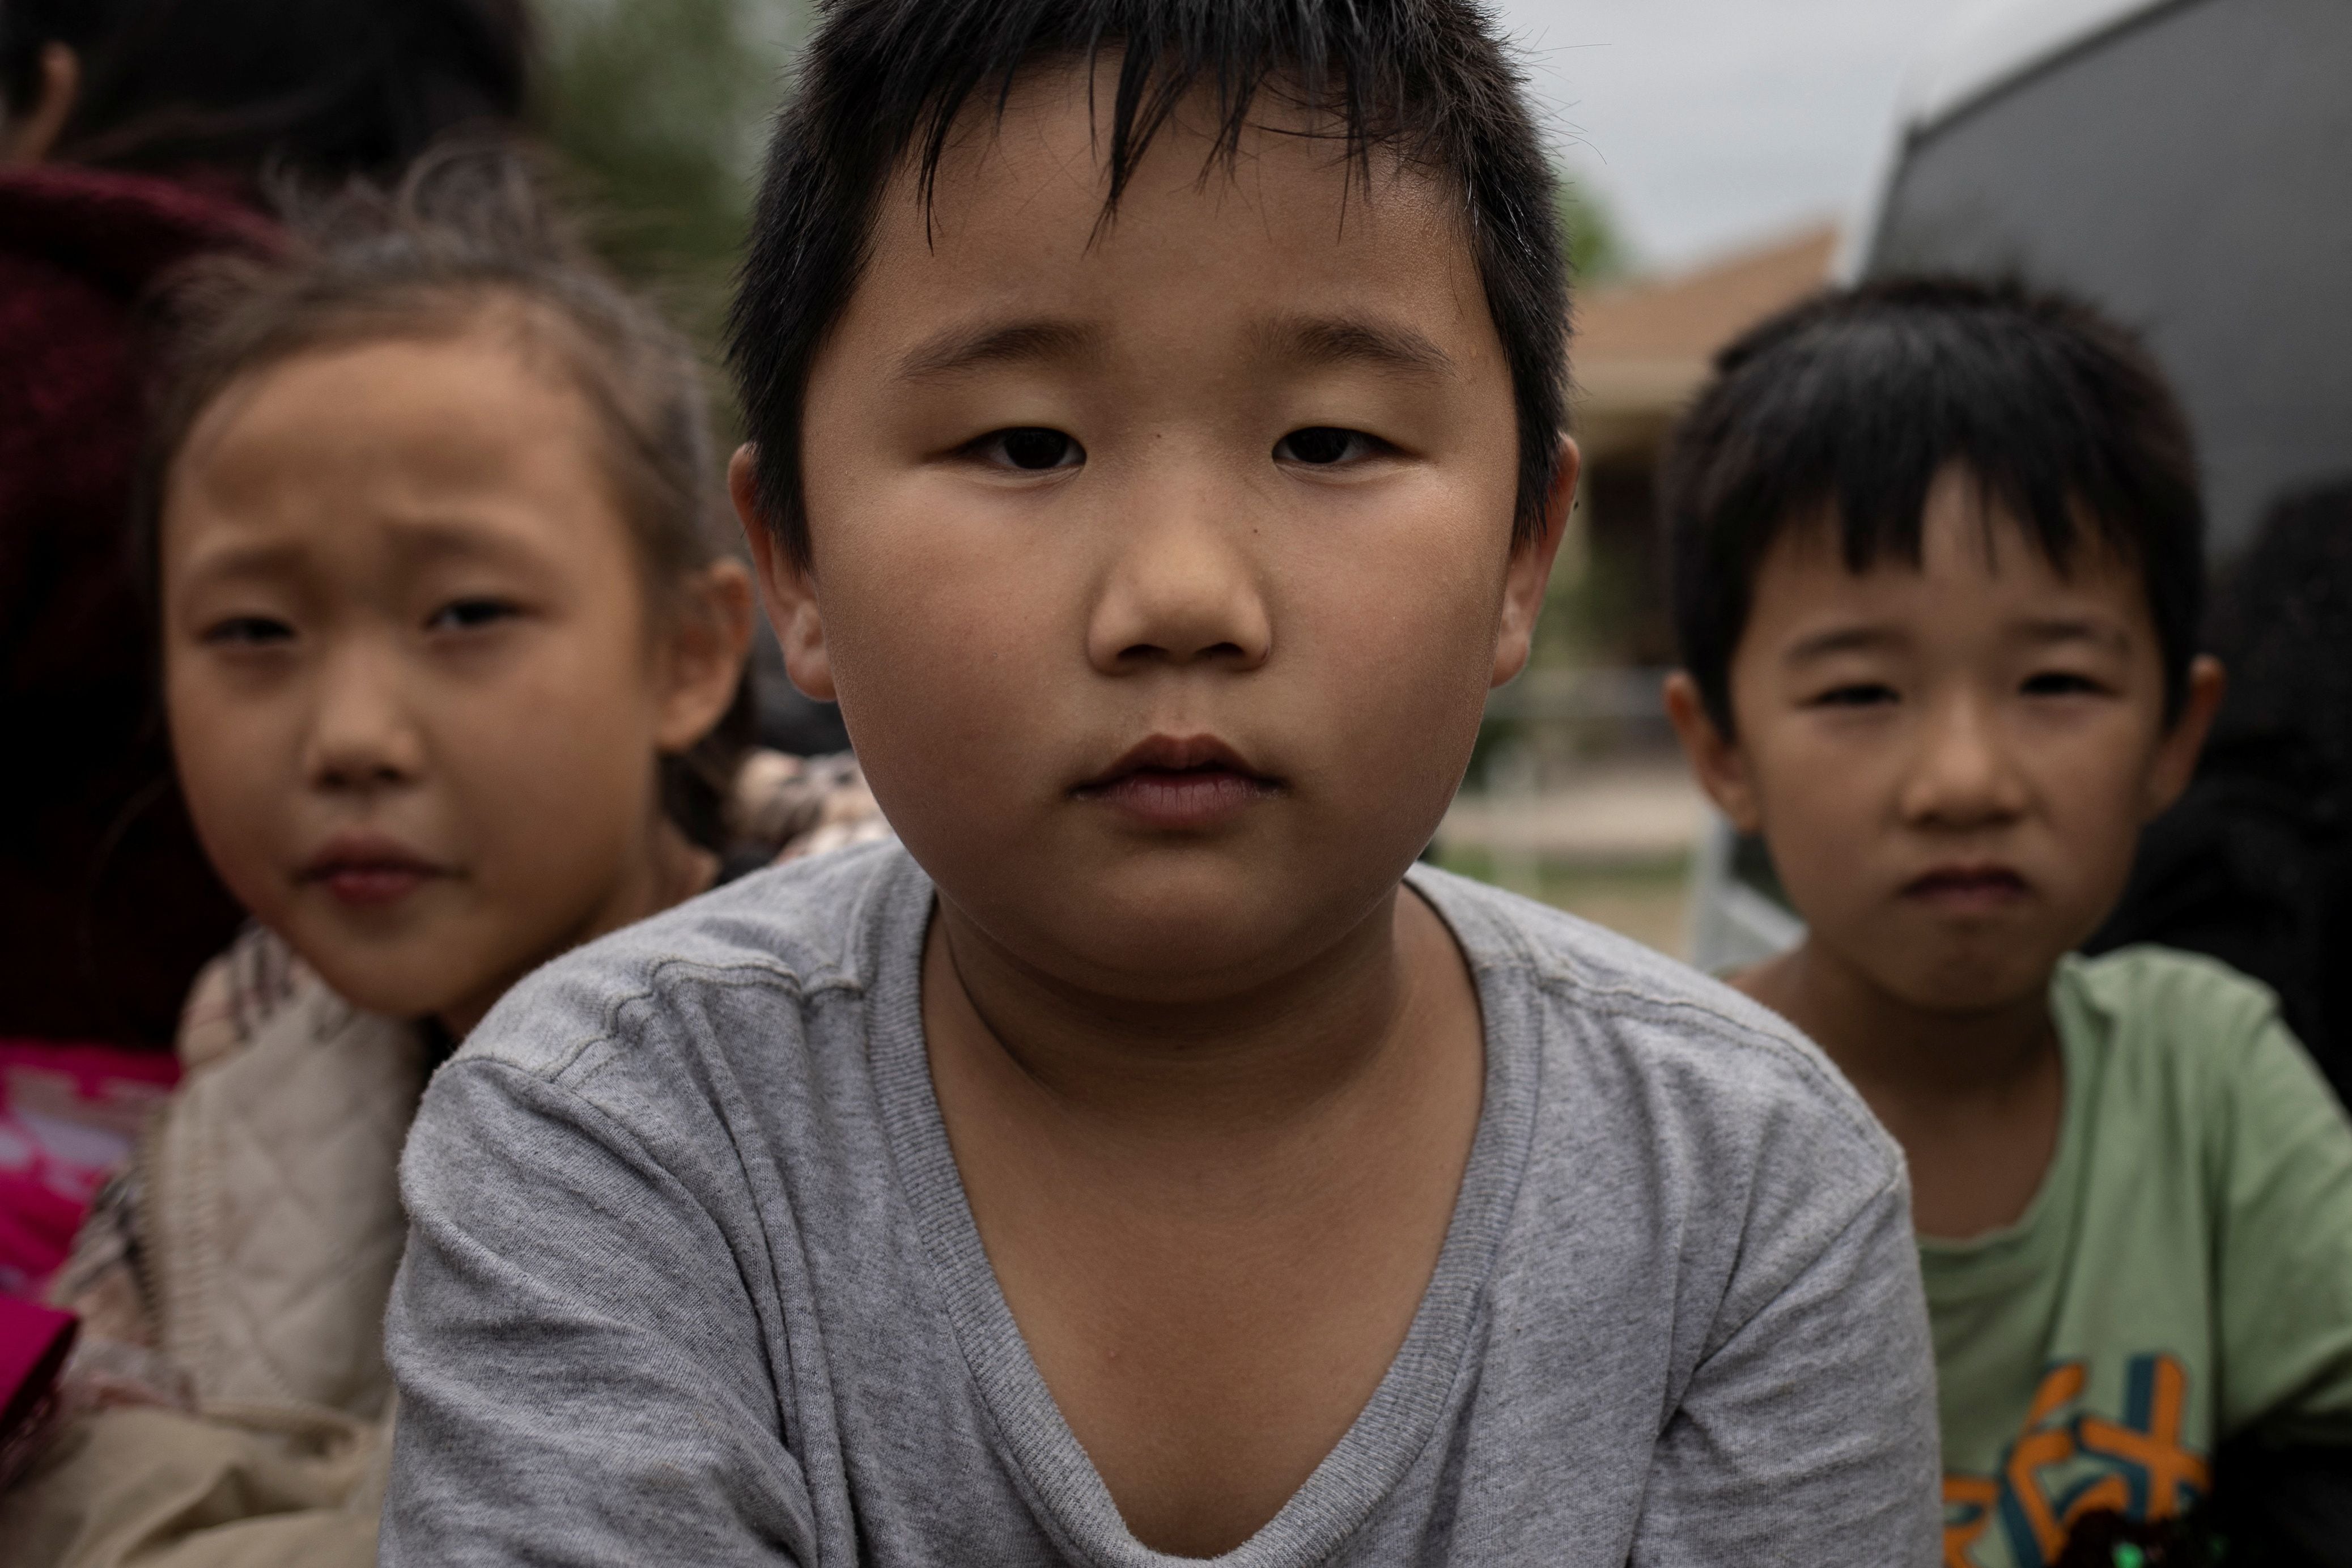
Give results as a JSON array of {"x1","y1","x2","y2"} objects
[
  {"x1": 380, "y1": 1059, "x2": 816, "y2": 1567},
  {"x1": 1629, "y1": 1164, "x2": 1942, "y2": 1565}
]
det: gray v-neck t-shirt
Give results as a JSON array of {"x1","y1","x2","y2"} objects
[{"x1": 381, "y1": 843, "x2": 1938, "y2": 1566}]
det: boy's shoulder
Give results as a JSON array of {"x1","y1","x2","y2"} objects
[
  {"x1": 454, "y1": 840, "x2": 911, "y2": 1086},
  {"x1": 1408, "y1": 864, "x2": 1903, "y2": 1184},
  {"x1": 2059, "y1": 942, "x2": 2291, "y2": 1072},
  {"x1": 2055, "y1": 944, "x2": 2342, "y2": 1144}
]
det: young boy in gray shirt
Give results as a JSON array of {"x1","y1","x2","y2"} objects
[{"x1": 380, "y1": 3, "x2": 1942, "y2": 1562}]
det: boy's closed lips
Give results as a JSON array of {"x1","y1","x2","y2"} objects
[
  {"x1": 1070, "y1": 732, "x2": 1282, "y2": 831},
  {"x1": 1901, "y1": 861, "x2": 2033, "y2": 915}
]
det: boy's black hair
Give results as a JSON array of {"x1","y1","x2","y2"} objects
[
  {"x1": 1, "y1": 0, "x2": 529, "y2": 183},
  {"x1": 1663, "y1": 277, "x2": 2204, "y2": 734},
  {"x1": 730, "y1": 0, "x2": 1569, "y2": 570}
]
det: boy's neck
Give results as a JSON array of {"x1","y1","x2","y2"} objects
[
  {"x1": 918, "y1": 881, "x2": 1487, "y2": 1554},
  {"x1": 924, "y1": 884, "x2": 1467, "y2": 1139},
  {"x1": 1739, "y1": 938, "x2": 2065, "y2": 1240},
  {"x1": 1743, "y1": 937, "x2": 2058, "y2": 1102}
]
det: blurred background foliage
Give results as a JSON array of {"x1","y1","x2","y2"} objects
[
  {"x1": 535, "y1": 0, "x2": 1633, "y2": 408},
  {"x1": 1559, "y1": 180, "x2": 1633, "y2": 286},
  {"x1": 537, "y1": 0, "x2": 805, "y2": 422}
]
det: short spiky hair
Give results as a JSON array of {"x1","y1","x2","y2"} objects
[
  {"x1": 729, "y1": 0, "x2": 1569, "y2": 570},
  {"x1": 1663, "y1": 277, "x2": 2205, "y2": 734}
]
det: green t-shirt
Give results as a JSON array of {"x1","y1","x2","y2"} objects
[{"x1": 1925, "y1": 946, "x2": 2352, "y2": 1568}]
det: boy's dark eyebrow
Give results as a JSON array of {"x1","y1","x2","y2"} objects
[
  {"x1": 2012, "y1": 615, "x2": 2133, "y2": 653},
  {"x1": 1785, "y1": 617, "x2": 2135, "y2": 665},
  {"x1": 1785, "y1": 625, "x2": 1904, "y2": 662},
  {"x1": 1268, "y1": 314, "x2": 1457, "y2": 377},
  {"x1": 893, "y1": 315, "x2": 1457, "y2": 383},
  {"x1": 896, "y1": 319, "x2": 1098, "y2": 381}
]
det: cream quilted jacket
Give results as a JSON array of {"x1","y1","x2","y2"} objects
[
  {"x1": 135, "y1": 924, "x2": 427, "y2": 1418},
  {"x1": 0, "y1": 927, "x2": 418, "y2": 1567}
]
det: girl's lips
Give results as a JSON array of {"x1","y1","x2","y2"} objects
[
  {"x1": 300, "y1": 834, "x2": 449, "y2": 907},
  {"x1": 313, "y1": 864, "x2": 440, "y2": 907}
]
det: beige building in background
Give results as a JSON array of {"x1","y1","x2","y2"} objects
[{"x1": 1566, "y1": 226, "x2": 1838, "y2": 664}]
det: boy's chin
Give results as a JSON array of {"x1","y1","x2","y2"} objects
[
  {"x1": 1850, "y1": 937, "x2": 2065, "y2": 1018},
  {"x1": 941, "y1": 849, "x2": 1409, "y2": 1007}
]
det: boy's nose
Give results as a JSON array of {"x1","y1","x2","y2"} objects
[
  {"x1": 1085, "y1": 491, "x2": 1272, "y2": 675},
  {"x1": 1897, "y1": 692, "x2": 2028, "y2": 828},
  {"x1": 303, "y1": 641, "x2": 428, "y2": 792}
]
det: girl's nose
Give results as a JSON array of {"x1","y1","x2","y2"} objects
[{"x1": 303, "y1": 641, "x2": 427, "y2": 792}]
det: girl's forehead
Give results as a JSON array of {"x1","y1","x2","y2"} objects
[{"x1": 164, "y1": 337, "x2": 631, "y2": 576}]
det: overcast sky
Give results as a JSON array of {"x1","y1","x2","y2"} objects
[{"x1": 1493, "y1": 0, "x2": 1980, "y2": 269}]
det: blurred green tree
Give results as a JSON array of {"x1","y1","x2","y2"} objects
[
  {"x1": 537, "y1": 0, "x2": 804, "y2": 386},
  {"x1": 1557, "y1": 178, "x2": 1633, "y2": 285}
]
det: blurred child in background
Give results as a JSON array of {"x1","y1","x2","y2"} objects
[
  {"x1": 1663, "y1": 278, "x2": 2352, "y2": 1568},
  {"x1": 0, "y1": 0, "x2": 535, "y2": 1308},
  {"x1": 0, "y1": 148, "x2": 878, "y2": 1567}
]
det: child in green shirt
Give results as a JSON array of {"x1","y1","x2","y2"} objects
[{"x1": 1660, "y1": 278, "x2": 2352, "y2": 1568}]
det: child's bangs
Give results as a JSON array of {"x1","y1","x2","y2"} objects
[
  {"x1": 867, "y1": 1, "x2": 1458, "y2": 219},
  {"x1": 1722, "y1": 313, "x2": 2145, "y2": 592}
]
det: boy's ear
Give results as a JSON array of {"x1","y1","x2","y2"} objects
[
  {"x1": 2143, "y1": 653, "x2": 2226, "y2": 821},
  {"x1": 654, "y1": 557, "x2": 757, "y2": 753},
  {"x1": 1491, "y1": 437, "x2": 1581, "y2": 689},
  {"x1": 1663, "y1": 671, "x2": 1764, "y2": 834},
  {"x1": 729, "y1": 443, "x2": 837, "y2": 702}
]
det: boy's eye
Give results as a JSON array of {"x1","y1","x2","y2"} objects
[
  {"x1": 1274, "y1": 427, "x2": 1382, "y2": 466},
  {"x1": 426, "y1": 597, "x2": 520, "y2": 632},
  {"x1": 2021, "y1": 670, "x2": 2104, "y2": 697},
  {"x1": 1808, "y1": 682, "x2": 1898, "y2": 709},
  {"x1": 201, "y1": 614, "x2": 295, "y2": 647},
  {"x1": 974, "y1": 427, "x2": 1083, "y2": 472}
]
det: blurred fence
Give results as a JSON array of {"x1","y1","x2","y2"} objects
[{"x1": 1440, "y1": 665, "x2": 1703, "y2": 954}]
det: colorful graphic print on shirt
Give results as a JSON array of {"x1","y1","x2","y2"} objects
[{"x1": 1943, "y1": 1355, "x2": 2207, "y2": 1568}]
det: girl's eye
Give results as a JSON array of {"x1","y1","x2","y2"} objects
[
  {"x1": 1274, "y1": 427, "x2": 1382, "y2": 466},
  {"x1": 201, "y1": 615, "x2": 295, "y2": 647},
  {"x1": 1810, "y1": 682, "x2": 1899, "y2": 709},
  {"x1": 975, "y1": 427, "x2": 1082, "y2": 472},
  {"x1": 426, "y1": 597, "x2": 520, "y2": 632},
  {"x1": 2022, "y1": 670, "x2": 2103, "y2": 697}
]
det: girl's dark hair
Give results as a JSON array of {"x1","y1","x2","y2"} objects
[
  {"x1": 1, "y1": 0, "x2": 529, "y2": 183},
  {"x1": 138, "y1": 145, "x2": 754, "y2": 849},
  {"x1": 1662, "y1": 277, "x2": 2206, "y2": 736},
  {"x1": 729, "y1": 0, "x2": 1569, "y2": 570}
]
